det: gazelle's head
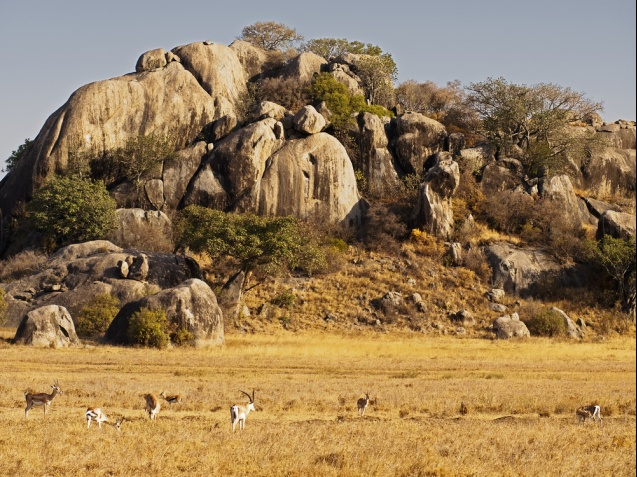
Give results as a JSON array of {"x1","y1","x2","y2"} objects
[
  {"x1": 115, "y1": 417, "x2": 125, "y2": 432},
  {"x1": 51, "y1": 380, "x2": 62, "y2": 395},
  {"x1": 240, "y1": 389, "x2": 256, "y2": 411}
]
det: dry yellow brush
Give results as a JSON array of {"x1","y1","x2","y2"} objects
[{"x1": 0, "y1": 332, "x2": 634, "y2": 476}]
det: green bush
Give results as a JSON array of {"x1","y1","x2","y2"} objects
[
  {"x1": 75, "y1": 294, "x2": 120, "y2": 336},
  {"x1": 128, "y1": 307, "x2": 170, "y2": 349},
  {"x1": 525, "y1": 309, "x2": 566, "y2": 337},
  {"x1": 271, "y1": 291, "x2": 297, "y2": 308},
  {"x1": 171, "y1": 327, "x2": 194, "y2": 346}
]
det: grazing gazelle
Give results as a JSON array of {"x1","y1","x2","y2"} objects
[
  {"x1": 357, "y1": 391, "x2": 372, "y2": 417},
  {"x1": 459, "y1": 402, "x2": 468, "y2": 416},
  {"x1": 86, "y1": 407, "x2": 109, "y2": 429},
  {"x1": 24, "y1": 380, "x2": 62, "y2": 418},
  {"x1": 230, "y1": 390, "x2": 255, "y2": 432},
  {"x1": 160, "y1": 391, "x2": 183, "y2": 406},
  {"x1": 144, "y1": 393, "x2": 161, "y2": 420},
  {"x1": 112, "y1": 417, "x2": 125, "y2": 432},
  {"x1": 577, "y1": 405, "x2": 602, "y2": 427}
]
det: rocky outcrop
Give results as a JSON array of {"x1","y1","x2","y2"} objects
[
  {"x1": 0, "y1": 241, "x2": 201, "y2": 327},
  {"x1": 394, "y1": 112, "x2": 447, "y2": 174},
  {"x1": 538, "y1": 174, "x2": 593, "y2": 225},
  {"x1": 282, "y1": 52, "x2": 327, "y2": 83},
  {"x1": 550, "y1": 307, "x2": 585, "y2": 339},
  {"x1": 481, "y1": 158, "x2": 524, "y2": 193},
  {"x1": 136, "y1": 48, "x2": 168, "y2": 72},
  {"x1": 411, "y1": 152, "x2": 460, "y2": 239},
  {"x1": 13, "y1": 305, "x2": 80, "y2": 347},
  {"x1": 162, "y1": 141, "x2": 208, "y2": 210},
  {"x1": 105, "y1": 278, "x2": 223, "y2": 347},
  {"x1": 229, "y1": 40, "x2": 271, "y2": 80}
]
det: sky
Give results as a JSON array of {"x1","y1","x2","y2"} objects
[{"x1": 0, "y1": 0, "x2": 635, "y2": 179}]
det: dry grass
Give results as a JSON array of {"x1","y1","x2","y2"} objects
[{"x1": 0, "y1": 330, "x2": 634, "y2": 476}]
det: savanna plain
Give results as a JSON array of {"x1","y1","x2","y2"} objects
[{"x1": 0, "y1": 331, "x2": 634, "y2": 477}]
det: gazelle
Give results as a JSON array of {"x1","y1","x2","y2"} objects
[
  {"x1": 357, "y1": 391, "x2": 371, "y2": 417},
  {"x1": 230, "y1": 390, "x2": 255, "y2": 432},
  {"x1": 144, "y1": 393, "x2": 161, "y2": 420},
  {"x1": 112, "y1": 417, "x2": 125, "y2": 432},
  {"x1": 577, "y1": 405, "x2": 602, "y2": 427},
  {"x1": 24, "y1": 380, "x2": 62, "y2": 418},
  {"x1": 160, "y1": 391, "x2": 183, "y2": 406},
  {"x1": 86, "y1": 407, "x2": 109, "y2": 429},
  {"x1": 459, "y1": 402, "x2": 468, "y2": 416}
]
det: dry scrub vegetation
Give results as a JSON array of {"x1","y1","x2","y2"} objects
[{"x1": 0, "y1": 331, "x2": 634, "y2": 476}]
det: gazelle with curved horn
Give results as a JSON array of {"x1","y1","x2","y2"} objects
[
  {"x1": 24, "y1": 380, "x2": 62, "y2": 418},
  {"x1": 144, "y1": 393, "x2": 161, "y2": 420},
  {"x1": 230, "y1": 389, "x2": 255, "y2": 432},
  {"x1": 160, "y1": 391, "x2": 183, "y2": 406},
  {"x1": 357, "y1": 391, "x2": 371, "y2": 417}
]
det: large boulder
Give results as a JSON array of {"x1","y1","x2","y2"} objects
[
  {"x1": 357, "y1": 112, "x2": 401, "y2": 197},
  {"x1": 550, "y1": 307, "x2": 585, "y2": 339},
  {"x1": 0, "y1": 61, "x2": 216, "y2": 229},
  {"x1": 538, "y1": 174, "x2": 594, "y2": 225},
  {"x1": 136, "y1": 48, "x2": 167, "y2": 72},
  {"x1": 229, "y1": 40, "x2": 271, "y2": 80},
  {"x1": 238, "y1": 133, "x2": 365, "y2": 226},
  {"x1": 171, "y1": 41, "x2": 248, "y2": 117},
  {"x1": 596, "y1": 210, "x2": 636, "y2": 240},
  {"x1": 493, "y1": 313, "x2": 530, "y2": 339},
  {"x1": 480, "y1": 158, "x2": 524, "y2": 193},
  {"x1": 394, "y1": 112, "x2": 447, "y2": 174},
  {"x1": 162, "y1": 141, "x2": 208, "y2": 210},
  {"x1": 411, "y1": 152, "x2": 460, "y2": 239},
  {"x1": 0, "y1": 241, "x2": 201, "y2": 327},
  {"x1": 282, "y1": 52, "x2": 327, "y2": 83},
  {"x1": 105, "y1": 279, "x2": 223, "y2": 347},
  {"x1": 484, "y1": 242, "x2": 586, "y2": 296},
  {"x1": 13, "y1": 305, "x2": 80, "y2": 347},
  {"x1": 293, "y1": 105, "x2": 326, "y2": 134}
]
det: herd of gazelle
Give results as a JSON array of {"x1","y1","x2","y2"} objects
[{"x1": 23, "y1": 381, "x2": 604, "y2": 430}]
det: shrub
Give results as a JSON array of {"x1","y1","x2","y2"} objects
[
  {"x1": 257, "y1": 77, "x2": 309, "y2": 111},
  {"x1": 171, "y1": 328, "x2": 194, "y2": 346},
  {"x1": 0, "y1": 250, "x2": 47, "y2": 282},
  {"x1": 4, "y1": 138, "x2": 33, "y2": 172},
  {"x1": 75, "y1": 294, "x2": 120, "y2": 337},
  {"x1": 525, "y1": 308, "x2": 566, "y2": 337},
  {"x1": 0, "y1": 289, "x2": 7, "y2": 325},
  {"x1": 128, "y1": 308, "x2": 170, "y2": 349},
  {"x1": 271, "y1": 291, "x2": 297, "y2": 308}
]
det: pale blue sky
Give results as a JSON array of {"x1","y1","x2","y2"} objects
[{"x1": 1, "y1": 0, "x2": 635, "y2": 178}]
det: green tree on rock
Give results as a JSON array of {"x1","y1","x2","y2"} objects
[{"x1": 27, "y1": 175, "x2": 118, "y2": 250}]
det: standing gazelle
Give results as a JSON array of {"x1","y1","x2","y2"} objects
[
  {"x1": 144, "y1": 393, "x2": 161, "y2": 420},
  {"x1": 230, "y1": 390, "x2": 255, "y2": 432},
  {"x1": 577, "y1": 405, "x2": 602, "y2": 427},
  {"x1": 357, "y1": 391, "x2": 371, "y2": 417},
  {"x1": 24, "y1": 380, "x2": 62, "y2": 418},
  {"x1": 160, "y1": 391, "x2": 183, "y2": 406}
]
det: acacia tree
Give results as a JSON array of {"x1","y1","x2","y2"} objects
[
  {"x1": 239, "y1": 21, "x2": 304, "y2": 51},
  {"x1": 467, "y1": 77, "x2": 603, "y2": 174}
]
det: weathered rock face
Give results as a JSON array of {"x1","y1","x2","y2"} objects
[
  {"x1": 328, "y1": 62, "x2": 364, "y2": 96},
  {"x1": 358, "y1": 112, "x2": 401, "y2": 197},
  {"x1": 551, "y1": 307, "x2": 585, "y2": 339},
  {"x1": 481, "y1": 158, "x2": 524, "y2": 193},
  {"x1": 484, "y1": 243, "x2": 587, "y2": 296},
  {"x1": 13, "y1": 305, "x2": 80, "y2": 347},
  {"x1": 239, "y1": 133, "x2": 365, "y2": 226},
  {"x1": 162, "y1": 142, "x2": 208, "y2": 210},
  {"x1": 0, "y1": 60, "x2": 216, "y2": 227},
  {"x1": 172, "y1": 41, "x2": 248, "y2": 117},
  {"x1": 538, "y1": 174, "x2": 594, "y2": 225},
  {"x1": 218, "y1": 270, "x2": 250, "y2": 322},
  {"x1": 0, "y1": 241, "x2": 201, "y2": 327},
  {"x1": 228, "y1": 40, "x2": 271, "y2": 80},
  {"x1": 105, "y1": 278, "x2": 223, "y2": 347},
  {"x1": 394, "y1": 112, "x2": 448, "y2": 174},
  {"x1": 596, "y1": 210, "x2": 636, "y2": 240},
  {"x1": 282, "y1": 52, "x2": 327, "y2": 83},
  {"x1": 411, "y1": 152, "x2": 460, "y2": 239}
]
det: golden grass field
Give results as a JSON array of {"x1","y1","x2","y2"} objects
[{"x1": 0, "y1": 330, "x2": 634, "y2": 476}]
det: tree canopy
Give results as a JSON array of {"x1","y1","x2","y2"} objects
[
  {"x1": 175, "y1": 206, "x2": 326, "y2": 279},
  {"x1": 239, "y1": 21, "x2": 304, "y2": 51},
  {"x1": 3, "y1": 138, "x2": 32, "y2": 172},
  {"x1": 467, "y1": 77, "x2": 603, "y2": 174}
]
